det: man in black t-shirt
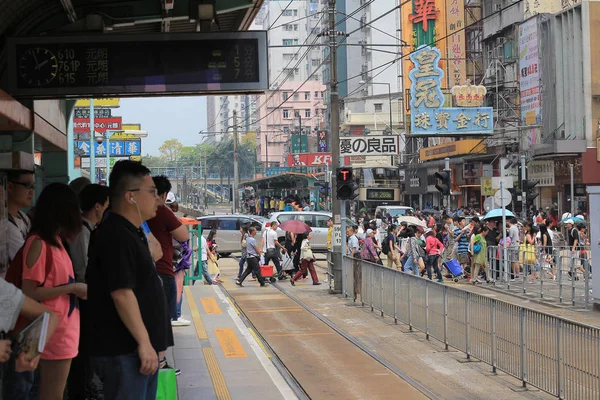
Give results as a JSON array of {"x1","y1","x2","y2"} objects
[{"x1": 85, "y1": 160, "x2": 172, "y2": 399}]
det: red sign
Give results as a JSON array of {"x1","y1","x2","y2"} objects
[
  {"x1": 73, "y1": 117, "x2": 122, "y2": 133},
  {"x1": 408, "y1": 0, "x2": 439, "y2": 32},
  {"x1": 287, "y1": 153, "x2": 332, "y2": 167}
]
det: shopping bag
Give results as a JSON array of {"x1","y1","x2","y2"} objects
[
  {"x1": 519, "y1": 243, "x2": 536, "y2": 265},
  {"x1": 156, "y1": 368, "x2": 178, "y2": 400}
]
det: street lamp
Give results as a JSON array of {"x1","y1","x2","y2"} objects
[
  {"x1": 101, "y1": 130, "x2": 148, "y2": 185},
  {"x1": 359, "y1": 80, "x2": 393, "y2": 134}
]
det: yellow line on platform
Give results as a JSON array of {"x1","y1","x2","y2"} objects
[
  {"x1": 200, "y1": 297, "x2": 222, "y2": 314},
  {"x1": 184, "y1": 286, "x2": 208, "y2": 340},
  {"x1": 268, "y1": 332, "x2": 335, "y2": 337},
  {"x1": 248, "y1": 328, "x2": 271, "y2": 360},
  {"x1": 203, "y1": 347, "x2": 232, "y2": 400},
  {"x1": 246, "y1": 308, "x2": 304, "y2": 313}
]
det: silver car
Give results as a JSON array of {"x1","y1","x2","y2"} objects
[
  {"x1": 196, "y1": 214, "x2": 267, "y2": 257},
  {"x1": 268, "y1": 211, "x2": 357, "y2": 252}
]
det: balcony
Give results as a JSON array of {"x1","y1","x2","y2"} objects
[{"x1": 530, "y1": 122, "x2": 587, "y2": 156}]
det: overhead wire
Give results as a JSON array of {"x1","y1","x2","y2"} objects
[{"x1": 268, "y1": 0, "x2": 295, "y2": 30}]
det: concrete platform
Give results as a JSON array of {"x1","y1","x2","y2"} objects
[{"x1": 168, "y1": 282, "x2": 297, "y2": 400}]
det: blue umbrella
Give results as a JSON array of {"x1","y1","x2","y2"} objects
[
  {"x1": 482, "y1": 208, "x2": 515, "y2": 221},
  {"x1": 560, "y1": 216, "x2": 585, "y2": 224}
]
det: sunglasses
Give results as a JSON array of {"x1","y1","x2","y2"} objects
[{"x1": 10, "y1": 181, "x2": 35, "y2": 190}]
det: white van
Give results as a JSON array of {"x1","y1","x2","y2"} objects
[{"x1": 375, "y1": 206, "x2": 414, "y2": 218}]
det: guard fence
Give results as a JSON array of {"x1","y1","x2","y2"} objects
[
  {"x1": 342, "y1": 256, "x2": 600, "y2": 400},
  {"x1": 486, "y1": 245, "x2": 592, "y2": 309}
]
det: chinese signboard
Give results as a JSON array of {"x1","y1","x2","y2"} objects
[
  {"x1": 317, "y1": 130, "x2": 328, "y2": 152},
  {"x1": 408, "y1": 0, "x2": 439, "y2": 32},
  {"x1": 519, "y1": 17, "x2": 541, "y2": 127},
  {"x1": 287, "y1": 153, "x2": 332, "y2": 167},
  {"x1": 527, "y1": 160, "x2": 555, "y2": 187},
  {"x1": 291, "y1": 135, "x2": 308, "y2": 153},
  {"x1": 446, "y1": 0, "x2": 466, "y2": 88},
  {"x1": 74, "y1": 108, "x2": 112, "y2": 119},
  {"x1": 76, "y1": 139, "x2": 141, "y2": 157},
  {"x1": 409, "y1": 46, "x2": 493, "y2": 136},
  {"x1": 81, "y1": 157, "x2": 129, "y2": 168},
  {"x1": 419, "y1": 138, "x2": 486, "y2": 161},
  {"x1": 111, "y1": 124, "x2": 142, "y2": 139},
  {"x1": 75, "y1": 98, "x2": 120, "y2": 108},
  {"x1": 339, "y1": 135, "x2": 400, "y2": 157},
  {"x1": 266, "y1": 167, "x2": 291, "y2": 176},
  {"x1": 74, "y1": 117, "x2": 122, "y2": 133}
]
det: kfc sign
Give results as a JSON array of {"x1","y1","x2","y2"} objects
[{"x1": 287, "y1": 153, "x2": 333, "y2": 167}]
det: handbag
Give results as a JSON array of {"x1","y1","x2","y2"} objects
[
  {"x1": 519, "y1": 243, "x2": 536, "y2": 264},
  {"x1": 302, "y1": 244, "x2": 314, "y2": 261},
  {"x1": 156, "y1": 368, "x2": 178, "y2": 400}
]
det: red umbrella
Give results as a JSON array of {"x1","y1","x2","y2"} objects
[{"x1": 279, "y1": 219, "x2": 312, "y2": 234}]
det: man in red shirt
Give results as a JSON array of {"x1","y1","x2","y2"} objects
[{"x1": 147, "y1": 176, "x2": 189, "y2": 374}]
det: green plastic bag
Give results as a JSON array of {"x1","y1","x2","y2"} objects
[{"x1": 156, "y1": 368, "x2": 178, "y2": 400}]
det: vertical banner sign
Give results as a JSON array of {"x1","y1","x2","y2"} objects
[
  {"x1": 291, "y1": 135, "x2": 308, "y2": 153},
  {"x1": 317, "y1": 130, "x2": 328, "y2": 152},
  {"x1": 446, "y1": 0, "x2": 466, "y2": 89},
  {"x1": 519, "y1": 17, "x2": 541, "y2": 132}
]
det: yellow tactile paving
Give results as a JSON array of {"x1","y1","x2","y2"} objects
[
  {"x1": 200, "y1": 297, "x2": 222, "y2": 314},
  {"x1": 184, "y1": 286, "x2": 208, "y2": 340},
  {"x1": 202, "y1": 347, "x2": 232, "y2": 400},
  {"x1": 214, "y1": 328, "x2": 248, "y2": 358}
]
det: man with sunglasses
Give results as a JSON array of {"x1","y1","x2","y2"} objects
[{"x1": 6, "y1": 170, "x2": 34, "y2": 268}]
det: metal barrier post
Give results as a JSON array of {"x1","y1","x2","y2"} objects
[
  {"x1": 557, "y1": 319, "x2": 564, "y2": 399},
  {"x1": 370, "y1": 265, "x2": 374, "y2": 312},
  {"x1": 520, "y1": 308, "x2": 527, "y2": 388},
  {"x1": 408, "y1": 277, "x2": 413, "y2": 331},
  {"x1": 380, "y1": 267, "x2": 384, "y2": 317},
  {"x1": 584, "y1": 258, "x2": 590, "y2": 309},
  {"x1": 393, "y1": 272, "x2": 397, "y2": 324},
  {"x1": 539, "y1": 248, "x2": 544, "y2": 299},
  {"x1": 522, "y1": 250, "x2": 527, "y2": 295},
  {"x1": 465, "y1": 292, "x2": 470, "y2": 360},
  {"x1": 425, "y1": 281, "x2": 429, "y2": 340},
  {"x1": 570, "y1": 257, "x2": 575, "y2": 307},
  {"x1": 558, "y1": 251, "x2": 564, "y2": 304},
  {"x1": 443, "y1": 285, "x2": 448, "y2": 350},
  {"x1": 491, "y1": 300, "x2": 497, "y2": 373}
]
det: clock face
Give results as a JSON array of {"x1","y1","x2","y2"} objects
[{"x1": 19, "y1": 47, "x2": 58, "y2": 86}]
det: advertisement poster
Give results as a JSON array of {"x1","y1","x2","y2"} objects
[
  {"x1": 519, "y1": 17, "x2": 541, "y2": 127},
  {"x1": 287, "y1": 153, "x2": 332, "y2": 167},
  {"x1": 446, "y1": 0, "x2": 466, "y2": 88},
  {"x1": 73, "y1": 117, "x2": 122, "y2": 133}
]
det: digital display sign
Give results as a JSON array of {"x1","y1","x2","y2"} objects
[
  {"x1": 8, "y1": 32, "x2": 268, "y2": 98},
  {"x1": 366, "y1": 189, "x2": 395, "y2": 201}
]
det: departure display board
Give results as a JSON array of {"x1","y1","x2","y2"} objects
[
  {"x1": 366, "y1": 189, "x2": 395, "y2": 201},
  {"x1": 7, "y1": 32, "x2": 268, "y2": 98}
]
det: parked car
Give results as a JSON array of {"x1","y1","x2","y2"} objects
[
  {"x1": 195, "y1": 214, "x2": 267, "y2": 257},
  {"x1": 267, "y1": 211, "x2": 357, "y2": 252}
]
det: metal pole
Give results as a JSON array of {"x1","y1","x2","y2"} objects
[
  {"x1": 204, "y1": 146, "x2": 208, "y2": 209},
  {"x1": 501, "y1": 181, "x2": 508, "y2": 283},
  {"x1": 329, "y1": 0, "x2": 343, "y2": 294},
  {"x1": 89, "y1": 99, "x2": 95, "y2": 183},
  {"x1": 570, "y1": 163, "x2": 575, "y2": 216},
  {"x1": 105, "y1": 131, "x2": 110, "y2": 184},
  {"x1": 67, "y1": 109, "x2": 75, "y2": 180},
  {"x1": 233, "y1": 110, "x2": 239, "y2": 214},
  {"x1": 445, "y1": 157, "x2": 450, "y2": 211},
  {"x1": 521, "y1": 154, "x2": 527, "y2": 219},
  {"x1": 388, "y1": 83, "x2": 393, "y2": 133}
]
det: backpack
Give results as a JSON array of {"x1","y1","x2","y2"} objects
[
  {"x1": 381, "y1": 236, "x2": 390, "y2": 255},
  {"x1": 5, "y1": 236, "x2": 54, "y2": 289}
]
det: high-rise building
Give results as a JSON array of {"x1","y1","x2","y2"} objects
[{"x1": 203, "y1": 95, "x2": 259, "y2": 144}]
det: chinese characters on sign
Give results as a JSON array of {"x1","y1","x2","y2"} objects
[
  {"x1": 73, "y1": 108, "x2": 111, "y2": 119},
  {"x1": 317, "y1": 130, "x2": 328, "y2": 152},
  {"x1": 409, "y1": 45, "x2": 493, "y2": 135},
  {"x1": 519, "y1": 17, "x2": 541, "y2": 127},
  {"x1": 527, "y1": 160, "x2": 555, "y2": 187},
  {"x1": 76, "y1": 139, "x2": 141, "y2": 157},
  {"x1": 446, "y1": 0, "x2": 466, "y2": 88},
  {"x1": 73, "y1": 117, "x2": 122, "y2": 133},
  {"x1": 408, "y1": 0, "x2": 439, "y2": 32},
  {"x1": 339, "y1": 136, "x2": 399, "y2": 157},
  {"x1": 291, "y1": 135, "x2": 308, "y2": 153}
]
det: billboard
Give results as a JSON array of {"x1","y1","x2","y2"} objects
[
  {"x1": 409, "y1": 46, "x2": 493, "y2": 136},
  {"x1": 519, "y1": 17, "x2": 541, "y2": 127},
  {"x1": 339, "y1": 135, "x2": 400, "y2": 157},
  {"x1": 76, "y1": 139, "x2": 141, "y2": 157},
  {"x1": 287, "y1": 153, "x2": 332, "y2": 167},
  {"x1": 74, "y1": 117, "x2": 122, "y2": 133},
  {"x1": 446, "y1": 0, "x2": 467, "y2": 88},
  {"x1": 75, "y1": 98, "x2": 120, "y2": 108}
]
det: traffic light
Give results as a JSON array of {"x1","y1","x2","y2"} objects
[
  {"x1": 522, "y1": 179, "x2": 539, "y2": 205},
  {"x1": 336, "y1": 167, "x2": 359, "y2": 200},
  {"x1": 434, "y1": 169, "x2": 451, "y2": 195}
]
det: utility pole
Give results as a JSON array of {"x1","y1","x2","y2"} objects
[
  {"x1": 445, "y1": 157, "x2": 451, "y2": 211},
  {"x1": 520, "y1": 154, "x2": 527, "y2": 219},
  {"x1": 204, "y1": 146, "x2": 208, "y2": 209},
  {"x1": 233, "y1": 110, "x2": 239, "y2": 214},
  {"x1": 328, "y1": 0, "x2": 344, "y2": 294}
]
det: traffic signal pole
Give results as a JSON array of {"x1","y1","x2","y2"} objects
[
  {"x1": 521, "y1": 154, "x2": 526, "y2": 219},
  {"x1": 445, "y1": 157, "x2": 450, "y2": 211},
  {"x1": 329, "y1": 0, "x2": 343, "y2": 294}
]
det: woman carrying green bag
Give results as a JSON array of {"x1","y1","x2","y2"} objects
[{"x1": 471, "y1": 226, "x2": 489, "y2": 284}]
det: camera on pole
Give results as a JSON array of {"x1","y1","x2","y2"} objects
[
  {"x1": 434, "y1": 169, "x2": 451, "y2": 196},
  {"x1": 336, "y1": 167, "x2": 358, "y2": 200}
]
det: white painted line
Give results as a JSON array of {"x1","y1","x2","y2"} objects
[{"x1": 212, "y1": 286, "x2": 298, "y2": 400}]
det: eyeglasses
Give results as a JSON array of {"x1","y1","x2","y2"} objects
[
  {"x1": 127, "y1": 187, "x2": 158, "y2": 196},
  {"x1": 10, "y1": 181, "x2": 35, "y2": 190}
]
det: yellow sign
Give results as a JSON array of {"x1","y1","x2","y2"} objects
[
  {"x1": 214, "y1": 328, "x2": 247, "y2": 358},
  {"x1": 200, "y1": 298, "x2": 222, "y2": 315},
  {"x1": 419, "y1": 139, "x2": 486, "y2": 161},
  {"x1": 481, "y1": 177, "x2": 494, "y2": 196},
  {"x1": 75, "y1": 98, "x2": 120, "y2": 108},
  {"x1": 111, "y1": 124, "x2": 142, "y2": 139},
  {"x1": 129, "y1": 156, "x2": 142, "y2": 162}
]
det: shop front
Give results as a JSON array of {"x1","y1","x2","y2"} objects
[
  {"x1": 528, "y1": 160, "x2": 557, "y2": 209},
  {"x1": 554, "y1": 157, "x2": 584, "y2": 214}
]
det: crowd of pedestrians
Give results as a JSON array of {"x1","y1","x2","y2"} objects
[{"x1": 0, "y1": 160, "x2": 196, "y2": 400}]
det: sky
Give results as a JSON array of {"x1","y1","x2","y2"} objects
[{"x1": 117, "y1": 96, "x2": 207, "y2": 156}]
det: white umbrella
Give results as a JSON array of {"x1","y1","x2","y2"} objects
[{"x1": 396, "y1": 216, "x2": 427, "y2": 228}]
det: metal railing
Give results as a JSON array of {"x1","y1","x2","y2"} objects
[
  {"x1": 342, "y1": 256, "x2": 600, "y2": 399},
  {"x1": 486, "y1": 246, "x2": 592, "y2": 309}
]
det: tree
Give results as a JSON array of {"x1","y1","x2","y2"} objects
[{"x1": 159, "y1": 139, "x2": 184, "y2": 162}]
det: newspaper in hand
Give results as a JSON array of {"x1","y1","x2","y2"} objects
[{"x1": 13, "y1": 312, "x2": 50, "y2": 361}]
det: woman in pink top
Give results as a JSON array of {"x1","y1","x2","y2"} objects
[
  {"x1": 424, "y1": 228, "x2": 444, "y2": 282},
  {"x1": 20, "y1": 183, "x2": 87, "y2": 400}
]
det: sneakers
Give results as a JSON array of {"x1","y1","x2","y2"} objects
[
  {"x1": 313, "y1": 282, "x2": 322, "y2": 285},
  {"x1": 160, "y1": 359, "x2": 181, "y2": 376},
  {"x1": 235, "y1": 280, "x2": 243, "y2": 287},
  {"x1": 172, "y1": 317, "x2": 191, "y2": 327}
]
